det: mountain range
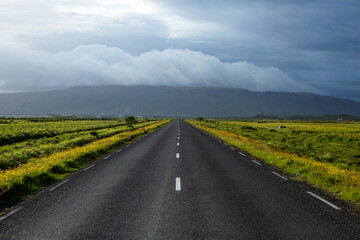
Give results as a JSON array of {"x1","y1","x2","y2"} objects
[{"x1": 0, "y1": 85, "x2": 359, "y2": 117}]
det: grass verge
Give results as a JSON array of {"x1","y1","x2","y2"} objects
[
  {"x1": 187, "y1": 120, "x2": 360, "y2": 206},
  {"x1": 0, "y1": 120, "x2": 169, "y2": 206}
]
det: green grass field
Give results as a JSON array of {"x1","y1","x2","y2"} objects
[
  {"x1": 201, "y1": 119, "x2": 360, "y2": 171},
  {"x1": 188, "y1": 119, "x2": 360, "y2": 204},
  {"x1": 0, "y1": 118, "x2": 168, "y2": 204},
  {"x1": 0, "y1": 118, "x2": 158, "y2": 170},
  {"x1": 0, "y1": 118, "x2": 138, "y2": 146}
]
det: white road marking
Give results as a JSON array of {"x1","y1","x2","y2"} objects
[
  {"x1": 176, "y1": 153, "x2": 180, "y2": 158},
  {"x1": 230, "y1": 147, "x2": 235, "y2": 150},
  {"x1": 126, "y1": 145, "x2": 130, "y2": 148},
  {"x1": 49, "y1": 179, "x2": 70, "y2": 191},
  {"x1": 178, "y1": 137, "x2": 180, "y2": 139},
  {"x1": 83, "y1": 164, "x2": 95, "y2": 171},
  {"x1": 251, "y1": 160, "x2": 262, "y2": 166},
  {"x1": 116, "y1": 149, "x2": 122, "y2": 153},
  {"x1": 0, "y1": 207, "x2": 23, "y2": 222},
  {"x1": 271, "y1": 171, "x2": 288, "y2": 180},
  {"x1": 103, "y1": 155, "x2": 111, "y2": 160},
  {"x1": 307, "y1": 192, "x2": 341, "y2": 210},
  {"x1": 176, "y1": 177, "x2": 181, "y2": 192},
  {"x1": 177, "y1": 143, "x2": 180, "y2": 146},
  {"x1": 239, "y1": 152, "x2": 246, "y2": 156}
]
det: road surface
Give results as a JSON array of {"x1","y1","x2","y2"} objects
[{"x1": 0, "y1": 119, "x2": 359, "y2": 239}]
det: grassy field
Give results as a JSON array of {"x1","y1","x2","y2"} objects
[
  {"x1": 0, "y1": 118, "x2": 157, "y2": 170},
  {"x1": 0, "y1": 118, "x2": 169, "y2": 204},
  {"x1": 0, "y1": 118, "x2": 130, "y2": 146},
  {"x1": 187, "y1": 119, "x2": 360, "y2": 204}
]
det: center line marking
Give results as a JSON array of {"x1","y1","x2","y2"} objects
[
  {"x1": 176, "y1": 153, "x2": 180, "y2": 158},
  {"x1": 177, "y1": 143, "x2": 179, "y2": 146},
  {"x1": 0, "y1": 207, "x2": 23, "y2": 222},
  {"x1": 271, "y1": 171, "x2": 288, "y2": 180},
  {"x1": 307, "y1": 191, "x2": 341, "y2": 210},
  {"x1": 239, "y1": 152, "x2": 246, "y2": 156},
  {"x1": 83, "y1": 164, "x2": 95, "y2": 171},
  {"x1": 103, "y1": 155, "x2": 111, "y2": 160},
  {"x1": 178, "y1": 137, "x2": 180, "y2": 139},
  {"x1": 176, "y1": 177, "x2": 181, "y2": 192},
  {"x1": 230, "y1": 147, "x2": 235, "y2": 150},
  {"x1": 49, "y1": 179, "x2": 70, "y2": 191},
  {"x1": 251, "y1": 160, "x2": 262, "y2": 166},
  {"x1": 116, "y1": 149, "x2": 122, "y2": 153}
]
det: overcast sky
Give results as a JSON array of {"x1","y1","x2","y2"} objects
[{"x1": 0, "y1": 0, "x2": 359, "y2": 101}]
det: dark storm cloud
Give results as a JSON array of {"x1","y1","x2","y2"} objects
[{"x1": 151, "y1": 0, "x2": 360, "y2": 101}]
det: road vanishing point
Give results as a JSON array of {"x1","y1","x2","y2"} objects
[{"x1": 0, "y1": 120, "x2": 359, "y2": 239}]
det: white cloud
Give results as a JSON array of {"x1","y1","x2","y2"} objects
[
  {"x1": 0, "y1": 0, "x2": 223, "y2": 42},
  {"x1": 0, "y1": 44, "x2": 314, "y2": 93}
]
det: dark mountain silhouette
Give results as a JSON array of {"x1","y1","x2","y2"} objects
[{"x1": 0, "y1": 85, "x2": 359, "y2": 117}]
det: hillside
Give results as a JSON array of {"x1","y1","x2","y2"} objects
[{"x1": 0, "y1": 85, "x2": 359, "y2": 117}]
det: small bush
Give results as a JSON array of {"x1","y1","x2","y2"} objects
[
  {"x1": 90, "y1": 131, "x2": 99, "y2": 138},
  {"x1": 196, "y1": 117, "x2": 204, "y2": 121}
]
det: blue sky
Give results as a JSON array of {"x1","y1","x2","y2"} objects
[{"x1": 0, "y1": 0, "x2": 359, "y2": 102}]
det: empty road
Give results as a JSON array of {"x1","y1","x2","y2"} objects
[{"x1": 0, "y1": 119, "x2": 359, "y2": 239}]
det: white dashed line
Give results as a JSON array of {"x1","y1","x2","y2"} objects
[
  {"x1": 83, "y1": 164, "x2": 95, "y2": 171},
  {"x1": 116, "y1": 149, "x2": 122, "y2": 153},
  {"x1": 49, "y1": 179, "x2": 70, "y2": 191},
  {"x1": 177, "y1": 143, "x2": 179, "y2": 146},
  {"x1": 230, "y1": 147, "x2": 235, "y2": 150},
  {"x1": 126, "y1": 145, "x2": 130, "y2": 148},
  {"x1": 271, "y1": 171, "x2": 288, "y2": 180},
  {"x1": 176, "y1": 177, "x2": 181, "y2": 192},
  {"x1": 176, "y1": 153, "x2": 180, "y2": 158},
  {"x1": 0, "y1": 207, "x2": 23, "y2": 222},
  {"x1": 307, "y1": 192, "x2": 341, "y2": 210},
  {"x1": 239, "y1": 152, "x2": 246, "y2": 156},
  {"x1": 251, "y1": 160, "x2": 262, "y2": 166},
  {"x1": 103, "y1": 155, "x2": 111, "y2": 160},
  {"x1": 178, "y1": 137, "x2": 180, "y2": 139}
]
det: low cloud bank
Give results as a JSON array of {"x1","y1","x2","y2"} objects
[{"x1": 0, "y1": 44, "x2": 313, "y2": 93}]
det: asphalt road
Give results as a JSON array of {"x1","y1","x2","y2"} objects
[{"x1": 0, "y1": 119, "x2": 359, "y2": 239}]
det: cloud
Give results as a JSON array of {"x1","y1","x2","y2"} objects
[
  {"x1": 0, "y1": 44, "x2": 314, "y2": 93},
  {"x1": 1, "y1": 0, "x2": 360, "y2": 102}
]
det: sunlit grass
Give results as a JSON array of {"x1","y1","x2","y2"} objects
[
  {"x1": 0, "y1": 120, "x2": 157, "y2": 170},
  {"x1": 0, "y1": 120, "x2": 169, "y2": 201},
  {"x1": 188, "y1": 119, "x2": 360, "y2": 204}
]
